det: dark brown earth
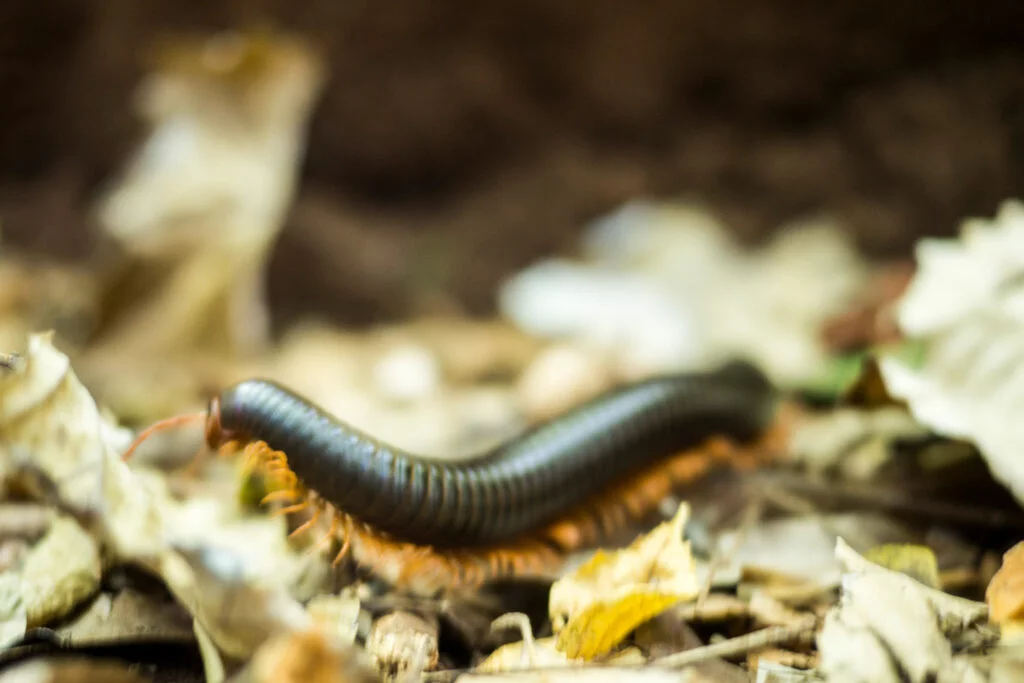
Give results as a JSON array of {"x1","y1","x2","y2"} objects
[{"x1": 2, "y1": 0, "x2": 1024, "y2": 328}]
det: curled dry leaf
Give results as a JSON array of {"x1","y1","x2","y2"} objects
[
  {"x1": 879, "y1": 199, "x2": 1024, "y2": 505},
  {"x1": 549, "y1": 502, "x2": 700, "y2": 660}
]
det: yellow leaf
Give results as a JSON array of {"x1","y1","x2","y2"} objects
[
  {"x1": 556, "y1": 589, "x2": 684, "y2": 660},
  {"x1": 863, "y1": 543, "x2": 940, "y2": 589},
  {"x1": 548, "y1": 502, "x2": 699, "y2": 661}
]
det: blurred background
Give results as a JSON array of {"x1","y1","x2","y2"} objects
[
  {"x1": 4, "y1": 0, "x2": 1024, "y2": 327},
  {"x1": 1, "y1": 0, "x2": 1023, "y2": 437}
]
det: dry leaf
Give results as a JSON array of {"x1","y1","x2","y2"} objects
[
  {"x1": 787, "y1": 407, "x2": 927, "y2": 476},
  {"x1": 55, "y1": 588, "x2": 194, "y2": 645},
  {"x1": 160, "y1": 544, "x2": 312, "y2": 660},
  {"x1": 0, "y1": 333, "x2": 316, "y2": 661},
  {"x1": 18, "y1": 515, "x2": 101, "y2": 628},
  {"x1": 366, "y1": 611, "x2": 439, "y2": 674},
  {"x1": 0, "y1": 332, "x2": 164, "y2": 560},
  {"x1": 879, "y1": 199, "x2": 1024, "y2": 505},
  {"x1": 818, "y1": 538, "x2": 991, "y2": 683},
  {"x1": 477, "y1": 637, "x2": 644, "y2": 673},
  {"x1": 0, "y1": 659, "x2": 151, "y2": 683},
  {"x1": 986, "y1": 541, "x2": 1024, "y2": 639},
  {"x1": 835, "y1": 538, "x2": 987, "y2": 635},
  {"x1": 477, "y1": 630, "x2": 570, "y2": 672},
  {"x1": 460, "y1": 668, "x2": 685, "y2": 683},
  {"x1": 244, "y1": 628, "x2": 379, "y2": 683},
  {"x1": 549, "y1": 502, "x2": 699, "y2": 660},
  {"x1": 863, "y1": 544, "x2": 941, "y2": 589},
  {"x1": 93, "y1": 28, "x2": 325, "y2": 359},
  {"x1": 306, "y1": 594, "x2": 361, "y2": 647},
  {"x1": 501, "y1": 202, "x2": 867, "y2": 385}
]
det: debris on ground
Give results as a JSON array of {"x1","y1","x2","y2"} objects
[{"x1": 2, "y1": 24, "x2": 1024, "y2": 682}]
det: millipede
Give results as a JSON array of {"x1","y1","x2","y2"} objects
[{"x1": 124, "y1": 359, "x2": 782, "y2": 595}]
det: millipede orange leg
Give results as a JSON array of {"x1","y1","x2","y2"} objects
[
  {"x1": 261, "y1": 489, "x2": 301, "y2": 505},
  {"x1": 289, "y1": 505, "x2": 322, "y2": 539},
  {"x1": 314, "y1": 514, "x2": 340, "y2": 555},
  {"x1": 332, "y1": 533, "x2": 351, "y2": 567}
]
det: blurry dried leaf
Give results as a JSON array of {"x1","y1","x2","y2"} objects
[
  {"x1": 716, "y1": 513, "x2": 918, "y2": 593},
  {"x1": 460, "y1": 668, "x2": 682, "y2": 683},
  {"x1": 0, "y1": 332, "x2": 165, "y2": 560},
  {"x1": 55, "y1": 588, "x2": 194, "y2": 645},
  {"x1": 863, "y1": 544, "x2": 940, "y2": 589},
  {"x1": 366, "y1": 611, "x2": 439, "y2": 674},
  {"x1": 385, "y1": 317, "x2": 542, "y2": 383},
  {"x1": 0, "y1": 334, "x2": 317, "y2": 660},
  {"x1": 986, "y1": 542, "x2": 1024, "y2": 638},
  {"x1": 819, "y1": 550, "x2": 950, "y2": 682},
  {"x1": 372, "y1": 343, "x2": 442, "y2": 404},
  {"x1": 477, "y1": 613, "x2": 571, "y2": 672},
  {"x1": 787, "y1": 407, "x2": 927, "y2": 475},
  {"x1": 835, "y1": 538, "x2": 987, "y2": 634},
  {"x1": 161, "y1": 494, "x2": 313, "y2": 597},
  {"x1": 477, "y1": 636, "x2": 643, "y2": 673},
  {"x1": 246, "y1": 628, "x2": 379, "y2": 683},
  {"x1": 92, "y1": 27, "x2": 325, "y2": 358},
  {"x1": 19, "y1": 516, "x2": 101, "y2": 628},
  {"x1": 0, "y1": 659, "x2": 151, "y2": 683},
  {"x1": 160, "y1": 544, "x2": 312, "y2": 660},
  {"x1": 306, "y1": 594, "x2": 361, "y2": 647},
  {"x1": 819, "y1": 538, "x2": 991, "y2": 683},
  {"x1": 516, "y1": 343, "x2": 614, "y2": 422},
  {"x1": 549, "y1": 502, "x2": 699, "y2": 660},
  {"x1": 502, "y1": 202, "x2": 868, "y2": 385},
  {"x1": 0, "y1": 573, "x2": 26, "y2": 648},
  {"x1": 754, "y1": 661, "x2": 826, "y2": 682},
  {"x1": 880, "y1": 199, "x2": 1024, "y2": 505},
  {"x1": 0, "y1": 503, "x2": 54, "y2": 541}
]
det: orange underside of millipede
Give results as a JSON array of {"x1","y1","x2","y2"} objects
[{"x1": 235, "y1": 411, "x2": 792, "y2": 596}]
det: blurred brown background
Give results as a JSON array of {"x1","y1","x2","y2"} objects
[{"x1": 2, "y1": 0, "x2": 1024, "y2": 329}]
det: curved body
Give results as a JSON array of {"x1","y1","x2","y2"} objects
[{"x1": 212, "y1": 360, "x2": 777, "y2": 548}]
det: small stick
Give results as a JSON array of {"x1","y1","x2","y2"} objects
[{"x1": 652, "y1": 618, "x2": 818, "y2": 669}]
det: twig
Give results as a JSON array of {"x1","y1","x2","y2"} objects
[{"x1": 652, "y1": 618, "x2": 818, "y2": 669}]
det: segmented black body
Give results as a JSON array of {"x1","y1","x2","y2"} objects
[{"x1": 213, "y1": 361, "x2": 777, "y2": 548}]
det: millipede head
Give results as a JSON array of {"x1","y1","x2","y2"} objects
[{"x1": 203, "y1": 395, "x2": 244, "y2": 450}]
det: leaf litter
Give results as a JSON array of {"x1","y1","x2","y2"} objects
[{"x1": 5, "y1": 26, "x2": 1024, "y2": 683}]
